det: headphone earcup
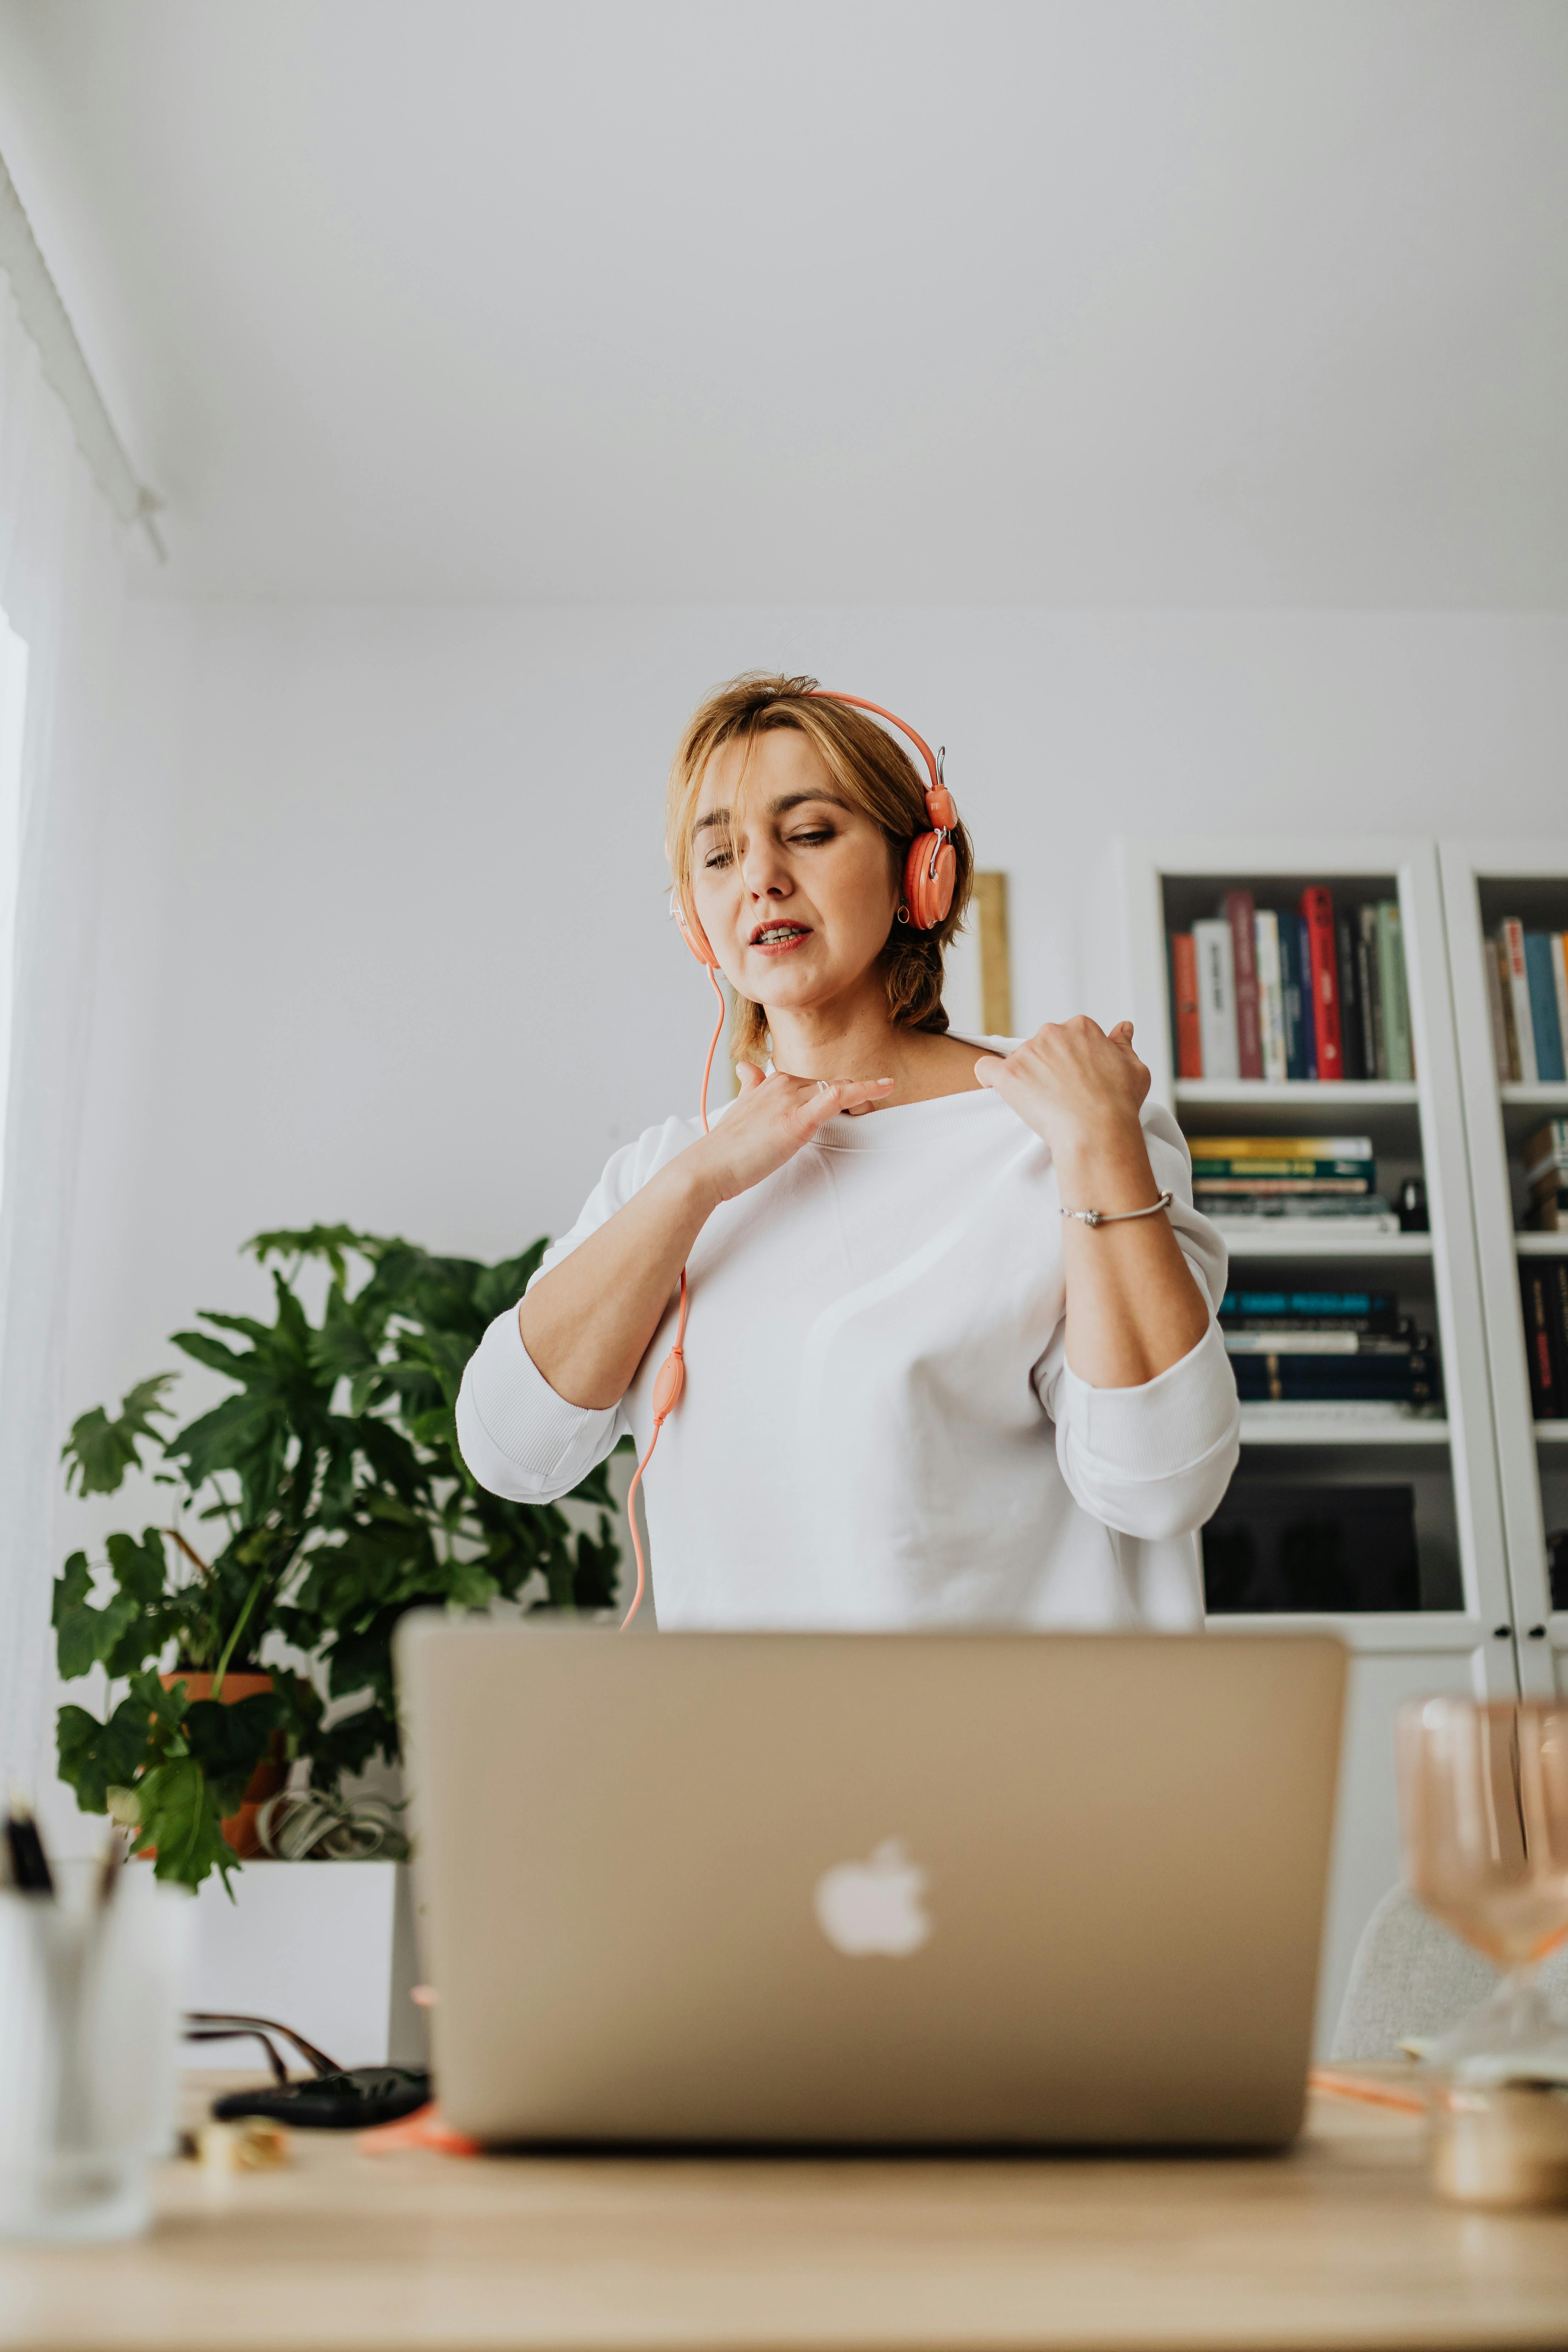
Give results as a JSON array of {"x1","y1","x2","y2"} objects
[
  {"x1": 674, "y1": 893, "x2": 720, "y2": 968},
  {"x1": 902, "y1": 832, "x2": 957, "y2": 930}
]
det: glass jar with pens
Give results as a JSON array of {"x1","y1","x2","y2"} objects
[{"x1": 0, "y1": 1802, "x2": 189, "y2": 2243}]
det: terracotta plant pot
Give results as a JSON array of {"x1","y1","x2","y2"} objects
[{"x1": 159, "y1": 1669, "x2": 286, "y2": 1858}]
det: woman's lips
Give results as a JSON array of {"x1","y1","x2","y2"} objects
[{"x1": 749, "y1": 927, "x2": 812, "y2": 957}]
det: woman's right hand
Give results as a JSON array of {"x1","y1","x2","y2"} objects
[{"x1": 691, "y1": 1063, "x2": 893, "y2": 1204}]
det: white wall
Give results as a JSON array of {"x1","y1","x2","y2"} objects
[{"x1": 40, "y1": 601, "x2": 1568, "y2": 1856}]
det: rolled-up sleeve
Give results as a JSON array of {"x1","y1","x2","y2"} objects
[
  {"x1": 1033, "y1": 1100, "x2": 1241, "y2": 1543},
  {"x1": 455, "y1": 1114, "x2": 698, "y2": 1505},
  {"x1": 456, "y1": 1307, "x2": 627, "y2": 1504}
]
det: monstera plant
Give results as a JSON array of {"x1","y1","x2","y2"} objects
[{"x1": 54, "y1": 1226, "x2": 620, "y2": 1888}]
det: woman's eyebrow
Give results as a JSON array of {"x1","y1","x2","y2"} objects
[{"x1": 693, "y1": 791, "x2": 847, "y2": 836}]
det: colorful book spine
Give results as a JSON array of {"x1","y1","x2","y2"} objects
[
  {"x1": 1553, "y1": 935, "x2": 1568, "y2": 1075},
  {"x1": 1499, "y1": 919, "x2": 1538, "y2": 1083},
  {"x1": 1222, "y1": 1289, "x2": 1398, "y2": 1320},
  {"x1": 1170, "y1": 932, "x2": 1202, "y2": 1079},
  {"x1": 1224, "y1": 890, "x2": 1263, "y2": 1080},
  {"x1": 1254, "y1": 911, "x2": 1287, "y2": 1084},
  {"x1": 1299, "y1": 888, "x2": 1343, "y2": 1081},
  {"x1": 1377, "y1": 901, "x2": 1414, "y2": 1082},
  {"x1": 1358, "y1": 903, "x2": 1385, "y2": 1079},
  {"x1": 1278, "y1": 918, "x2": 1308, "y2": 1081},
  {"x1": 1524, "y1": 933, "x2": 1566, "y2": 1083},
  {"x1": 1484, "y1": 937, "x2": 1512, "y2": 1083},
  {"x1": 1335, "y1": 905, "x2": 1365, "y2": 1081},
  {"x1": 1521, "y1": 1263, "x2": 1562, "y2": 1419},
  {"x1": 1297, "y1": 914, "x2": 1318, "y2": 1080},
  {"x1": 1191, "y1": 1136, "x2": 1374, "y2": 1159},
  {"x1": 1193, "y1": 920, "x2": 1238, "y2": 1082},
  {"x1": 1189, "y1": 1162, "x2": 1373, "y2": 1185}
]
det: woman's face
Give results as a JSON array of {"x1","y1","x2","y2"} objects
[{"x1": 688, "y1": 729, "x2": 900, "y2": 1015}]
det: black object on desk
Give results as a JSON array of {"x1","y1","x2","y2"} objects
[{"x1": 187, "y1": 2009, "x2": 431, "y2": 2130}]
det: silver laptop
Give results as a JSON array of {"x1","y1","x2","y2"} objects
[{"x1": 396, "y1": 1619, "x2": 1345, "y2": 2148}]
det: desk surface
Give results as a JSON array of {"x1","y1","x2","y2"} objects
[{"x1": 4, "y1": 2071, "x2": 1568, "y2": 2352}]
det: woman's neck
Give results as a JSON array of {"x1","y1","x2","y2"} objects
[{"x1": 765, "y1": 985, "x2": 985, "y2": 1107}]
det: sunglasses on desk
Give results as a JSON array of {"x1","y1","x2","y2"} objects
[{"x1": 184, "y1": 2010, "x2": 431, "y2": 2129}]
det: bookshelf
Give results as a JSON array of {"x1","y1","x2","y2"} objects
[
  {"x1": 1439, "y1": 841, "x2": 1568, "y2": 1704},
  {"x1": 1100, "y1": 838, "x2": 1516, "y2": 2051}
]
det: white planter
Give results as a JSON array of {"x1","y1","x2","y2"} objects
[{"x1": 186, "y1": 1861, "x2": 427, "y2": 2071}]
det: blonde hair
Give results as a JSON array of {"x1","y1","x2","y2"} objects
[{"x1": 665, "y1": 672, "x2": 973, "y2": 1069}]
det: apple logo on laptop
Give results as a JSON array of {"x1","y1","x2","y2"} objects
[{"x1": 813, "y1": 1839, "x2": 931, "y2": 1956}]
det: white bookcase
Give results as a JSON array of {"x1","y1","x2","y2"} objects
[
  {"x1": 1440, "y1": 841, "x2": 1568, "y2": 1702},
  {"x1": 1099, "y1": 839, "x2": 1516, "y2": 2052}
]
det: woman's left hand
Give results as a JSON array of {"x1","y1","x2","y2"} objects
[{"x1": 973, "y1": 1018, "x2": 1151, "y2": 1160}]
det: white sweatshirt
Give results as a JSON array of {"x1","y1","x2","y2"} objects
[{"x1": 457, "y1": 1061, "x2": 1241, "y2": 1631}]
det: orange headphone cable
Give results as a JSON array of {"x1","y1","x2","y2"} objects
[{"x1": 620, "y1": 959, "x2": 728, "y2": 1629}]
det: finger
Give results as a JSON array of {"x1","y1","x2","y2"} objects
[
  {"x1": 800, "y1": 1077, "x2": 893, "y2": 1126},
  {"x1": 1109, "y1": 1021, "x2": 1135, "y2": 1046},
  {"x1": 736, "y1": 1061, "x2": 765, "y2": 1092},
  {"x1": 973, "y1": 1054, "x2": 1008, "y2": 1089}
]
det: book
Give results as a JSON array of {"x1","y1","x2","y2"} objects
[
  {"x1": 1187, "y1": 1136, "x2": 1374, "y2": 1159},
  {"x1": 1254, "y1": 910, "x2": 1287, "y2": 1084},
  {"x1": 1524, "y1": 933, "x2": 1566, "y2": 1082},
  {"x1": 1499, "y1": 919, "x2": 1538, "y2": 1083},
  {"x1": 1224, "y1": 890, "x2": 1263, "y2": 1080},
  {"x1": 1220, "y1": 1287, "x2": 1401, "y2": 1328},
  {"x1": 1193, "y1": 1155, "x2": 1374, "y2": 1179},
  {"x1": 1170, "y1": 932, "x2": 1202, "y2": 1079},
  {"x1": 1206, "y1": 1197, "x2": 1401, "y2": 1234},
  {"x1": 1234, "y1": 1399, "x2": 1442, "y2": 1424},
  {"x1": 1523, "y1": 1122, "x2": 1568, "y2": 1184},
  {"x1": 1193, "y1": 919, "x2": 1238, "y2": 1082},
  {"x1": 1377, "y1": 901, "x2": 1414, "y2": 1081},
  {"x1": 1358, "y1": 903, "x2": 1384, "y2": 1079},
  {"x1": 1335, "y1": 905, "x2": 1365, "y2": 1082},
  {"x1": 1223, "y1": 1331, "x2": 1418, "y2": 1355},
  {"x1": 1194, "y1": 1177, "x2": 1373, "y2": 1197},
  {"x1": 1526, "y1": 1191, "x2": 1568, "y2": 1231},
  {"x1": 1278, "y1": 918, "x2": 1309, "y2": 1082},
  {"x1": 1521, "y1": 1262, "x2": 1562, "y2": 1418},
  {"x1": 1230, "y1": 1357, "x2": 1439, "y2": 1404},
  {"x1": 1299, "y1": 887, "x2": 1343, "y2": 1081},
  {"x1": 1553, "y1": 1264, "x2": 1568, "y2": 1413},
  {"x1": 1202, "y1": 1481, "x2": 1421, "y2": 1612},
  {"x1": 1554, "y1": 935, "x2": 1568, "y2": 1077},
  {"x1": 1485, "y1": 937, "x2": 1512, "y2": 1083}
]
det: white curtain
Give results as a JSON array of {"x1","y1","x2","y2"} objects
[{"x1": 0, "y1": 275, "x2": 126, "y2": 1780}]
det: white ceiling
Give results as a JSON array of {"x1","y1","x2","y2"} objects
[{"x1": 0, "y1": 0, "x2": 1565, "y2": 604}]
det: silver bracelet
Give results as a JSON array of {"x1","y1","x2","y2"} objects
[{"x1": 1060, "y1": 1189, "x2": 1174, "y2": 1228}]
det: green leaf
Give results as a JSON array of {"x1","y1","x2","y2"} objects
[
  {"x1": 105, "y1": 1527, "x2": 171, "y2": 1607},
  {"x1": 169, "y1": 1328, "x2": 253, "y2": 1379},
  {"x1": 135, "y1": 1757, "x2": 234, "y2": 1890},
  {"x1": 247, "y1": 1225, "x2": 372, "y2": 1283},
  {"x1": 61, "y1": 1375, "x2": 178, "y2": 1496},
  {"x1": 57, "y1": 1696, "x2": 152, "y2": 1815},
  {"x1": 183, "y1": 1691, "x2": 283, "y2": 1813}
]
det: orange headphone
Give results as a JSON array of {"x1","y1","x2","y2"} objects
[{"x1": 623, "y1": 690, "x2": 957, "y2": 1628}]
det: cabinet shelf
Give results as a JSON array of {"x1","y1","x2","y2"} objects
[
  {"x1": 1517, "y1": 1234, "x2": 1568, "y2": 1256},
  {"x1": 1221, "y1": 1232, "x2": 1432, "y2": 1261},
  {"x1": 1238, "y1": 1410, "x2": 1450, "y2": 1447},
  {"x1": 1535, "y1": 1421, "x2": 1568, "y2": 1446}
]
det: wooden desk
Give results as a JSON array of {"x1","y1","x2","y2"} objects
[{"x1": 5, "y1": 2073, "x2": 1568, "y2": 2350}]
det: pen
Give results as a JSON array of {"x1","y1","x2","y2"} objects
[{"x1": 4, "y1": 1796, "x2": 56, "y2": 1896}]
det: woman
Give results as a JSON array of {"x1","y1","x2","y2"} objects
[{"x1": 457, "y1": 674, "x2": 1239, "y2": 1628}]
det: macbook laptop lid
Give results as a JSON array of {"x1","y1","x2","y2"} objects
[{"x1": 397, "y1": 1621, "x2": 1345, "y2": 2147}]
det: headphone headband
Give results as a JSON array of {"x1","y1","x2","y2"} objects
[{"x1": 805, "y1": 689, "x2": 944, "y2": 803}]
